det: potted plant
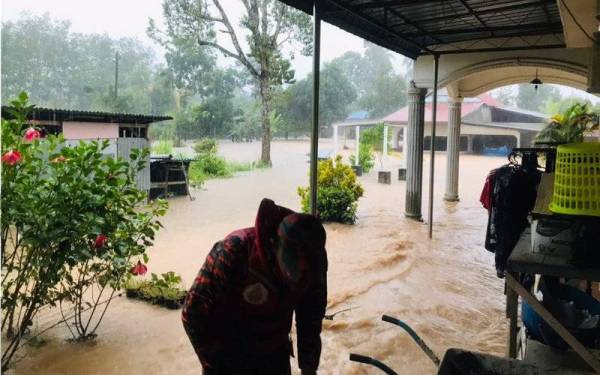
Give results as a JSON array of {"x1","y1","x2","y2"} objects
[
  {"x1": 535, "y1": 103, "x2": 599, "y2": 145},
  {"x1": 361, "y1": 123, "x2": 391, "y2": 184},
  {"x1": 398, "y1": 166, "x2": 406, "y2": 181},
  {"x1": 349, "y1": 143, "x2": 373, "y2": 176}
]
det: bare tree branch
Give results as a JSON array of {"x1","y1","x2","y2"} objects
[
  {"x1": 197, "y1": 39, "x2": 242, "y2": 61},
  {"x1": 210, "y1": 0, "x2": 259, "y2": 77}
]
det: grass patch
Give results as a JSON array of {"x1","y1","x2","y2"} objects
[
  {"x1": 188, "y1": 156, "x2": 268, "y2": 188},
  {"x1": 151, "y1": 140, "x2": 173, "y2": 155}
]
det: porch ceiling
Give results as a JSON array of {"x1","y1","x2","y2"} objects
[{"x1": 278, "y1": 0, "x2": 566, "y2": 59}]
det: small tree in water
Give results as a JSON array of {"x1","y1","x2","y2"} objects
[{"x1": 1, "y1": 93, "x2": 167, "y2": 370}]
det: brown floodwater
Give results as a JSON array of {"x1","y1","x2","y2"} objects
[{"x1": 14, "y1": 140, "x2": 508, "y2": 375}]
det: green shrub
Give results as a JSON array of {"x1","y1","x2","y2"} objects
[
  {"x1": 197, "y1": 153, "x2": 230, "y2": 177},
  {"x1": 125, "y1": 271, "x2": 186, "y2": 309},
  {"x1": 349, "y1": 143, "x2": 375, "y2": 173},
  {"x1": 152, "y1": 139, "x2": 173, "y2": 155},
  {"x1": 193, "y1": 138, "x2": 218, "y2": 155},
  {"x1": 298, "y1": 156, "x2": 364, "y2": 224},
  {"x1": 188, "y1": 155, "x2": 265, "y2": 188},
  {"x1": 535, "y1": 103, "x2": 599, "y2": 144},
  {"x1": 188, "y1": 161, "x2": 207, "y2": 188}
]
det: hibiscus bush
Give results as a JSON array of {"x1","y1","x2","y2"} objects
[{"x1": 1, "y1": 93, "x2": 167, "y2": 370}]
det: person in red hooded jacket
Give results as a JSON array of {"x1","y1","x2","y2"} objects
[{"x1": 182, "y1": 198, "x2": 328, "y2": 375}]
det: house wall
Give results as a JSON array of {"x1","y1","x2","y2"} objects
[{"x1": 63, "y1": 121, "x2": 119, "y2": 140}]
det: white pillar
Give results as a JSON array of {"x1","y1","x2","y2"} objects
[
  {"x1": 444, "y1": 97, "x2": 462, "y2": 202},
  {"x1": 405, "y1": 85, "x2": 427, "y2": 219},
  {"x1": 355, "y1": 125, "x2": 360, "y2": 166},
  {"x1": 333, "y1": 124, "x2": 339, "y2": 156},
  {"x1": 383, "y1": 124, "x2": 388, "y2": 169},
  {"x1": 402, "y1": 126, "x2": 408, "y2": 162}
]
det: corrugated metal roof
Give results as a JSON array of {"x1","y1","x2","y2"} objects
[
  {"x1": 279, "y1": 0, "x2": 565, "y2": 58},
  {"x1": 1, "y1": 106, "x2": 172, "y2": 125}
]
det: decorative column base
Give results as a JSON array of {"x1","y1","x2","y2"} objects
[{"x1": 443, "y1": 194, "x2": 460, "y2": 202}]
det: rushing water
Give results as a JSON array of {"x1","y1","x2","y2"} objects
[{"x1": 14, "y1": 140, "x2": 508, "y2": 375}]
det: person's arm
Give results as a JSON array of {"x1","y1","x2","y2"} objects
[
  {"x1": 181, "y1": 236, "x2": 245, "y2": 366},
  {"x1": 295, "y1": 248, "x2": 328, "y2": 374}
]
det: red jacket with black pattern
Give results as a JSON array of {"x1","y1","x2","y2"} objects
[{"x1": 182, "y1": 199, "x2": 328, "y2": 372}]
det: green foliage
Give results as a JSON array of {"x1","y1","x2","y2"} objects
[
  {"x1": 193, "y1": 138, "x2": 218, "y2": 155},
  {"x1": 172, "y1": 108, "x2": 197, "y2": 142},
  {"x1": 1, "y1": 93, "x2": 167, "y2": 367},
  {"x1": 1, "y1": 15, "x2": 175, "y2": 114},
  {"x1": 535, "y1": 103, "x2": 599, "y2": 144},
  {"x1": 329, "y1": 43, "x2": 408, "y2": 117},
  {"x1": 152, "y1": 139, "x2": 174, "y2": 155},
  {"x1": 125, "y1": 272, "x2": 186, "y2": 308},
  {"x1": 274, "y1": 62, "x2": 357, "y2": 133},
  {"x1": 360, "y1": 123, "x2": 390, "y2": 170},
  {"x1": 188, "y1": 154, "x2": 251, "y2": 187},
  {"x1": 195, "y1": 153, "x2": 230, "y2": 177},
  {"x1": 298, "y1": 156, "x2": 364, "y2": 224},
  {"x1": 349, "y1": 143, "x2": 375, "y2": 173},
  {"x1": 151, "y1": 0, "x2": 313, "y2": 164},
  {"x1": 360, "y1": 123, "x2": 390, "y2": 152},
  {"x1": 516, "y1": 84, "x2": 562, "y2": 112}
]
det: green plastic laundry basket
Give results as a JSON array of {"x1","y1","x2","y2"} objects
[{"x1": 550, "y1": 142, "x2": 600, "y2": 217}]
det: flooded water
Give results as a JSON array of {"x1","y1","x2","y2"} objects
[{"x1": 15, "y1": 140, "x2": 508, "y2": 374}]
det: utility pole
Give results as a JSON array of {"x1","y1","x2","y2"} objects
[{"x1": 114, "y1": 51, "x2": 119, "y2": 100}]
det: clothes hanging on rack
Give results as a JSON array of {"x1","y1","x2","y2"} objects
[
  {"x1": 482, "y1": 162, "x2": 541, "y2": 278},
  {"x1": 480, "y1": 170, "x2": 496, "y2": 211}
]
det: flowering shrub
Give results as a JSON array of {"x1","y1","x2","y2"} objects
[
  {"x1": 1, "y1": 93, "x2": 167, "y2": 369},
  {"x1": 298, "y1": 156, "x2": 364, "y2": 224}
]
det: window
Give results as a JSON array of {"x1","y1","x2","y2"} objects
[{"x1": 119, "y1": 125, "x2": 147, "y2": 139}]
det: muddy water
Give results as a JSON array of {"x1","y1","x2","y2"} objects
[{"x1": 15, "y1": 140, "x2": 508, "y2": 375}]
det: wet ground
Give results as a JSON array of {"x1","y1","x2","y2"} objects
[{"x1": 15, "y1": 140, "x2": 508, "y2": 374}]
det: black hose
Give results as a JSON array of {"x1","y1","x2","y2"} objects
[
  {"x1": 382, "y1": 315, "x2": 441, "y2": 367},
  {"x1": 349, "y1": 353, "x2": 399, "y2": 375}
]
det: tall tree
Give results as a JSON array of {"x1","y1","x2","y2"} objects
[
  {"x1": 1, "y1": 14, "x2": 173, "y2": 114},
  {"x1": 274, "y1": 63, "x2": 357, "y2": 135},
  {"x1": 329, "y1": 43, "x2": 407, "y2": 117},
  {"x1": 149, "y1": 0, "x2": 312, "y2": 164},
  {"x1": 515, "y1": 84, "x2": 562, "y2": 112}
]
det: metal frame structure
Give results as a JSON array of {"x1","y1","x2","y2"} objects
[
  {"x1": 279, "y1": 0, "x2": 565, "y2": 58},
  {"x1": 284, "y1": 0, "x2": 572, "y2": 236}
]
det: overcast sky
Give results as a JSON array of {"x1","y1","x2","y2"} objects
[
  {"x1": 2, "y1": 0, "x2": 598, "y2": 103},
  {"x1": 1, "y1": 0, "x2": 386, "y2": 79}
]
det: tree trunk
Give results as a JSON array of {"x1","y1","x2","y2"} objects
[{"x1": 259, "y1": 79, "x2": 272, "y2": 165}]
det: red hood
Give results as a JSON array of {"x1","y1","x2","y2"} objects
[{"x1": 253, "y1": 198, "x2": 294, "y2": 271}]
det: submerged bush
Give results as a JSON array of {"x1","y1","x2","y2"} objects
[
  {"x1": 125, "y1": 271, "x2": 186, "y2": 310},
  {"x1": 196, "y1": 153, "x2": 229, "y2": 177},
  {"x1": 298, "y1": 156, "x2": 364, "y2": 224},
  {"x1": 188, "y1": 154, "x2": 261, "y2": 187},
  {"x1": 193, "y1": 138, "x2": 218, "y2": 155}
]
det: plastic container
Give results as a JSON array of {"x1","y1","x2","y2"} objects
[{"x1": 550, "y1": 142, "x2": 600, "y2": 217}]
